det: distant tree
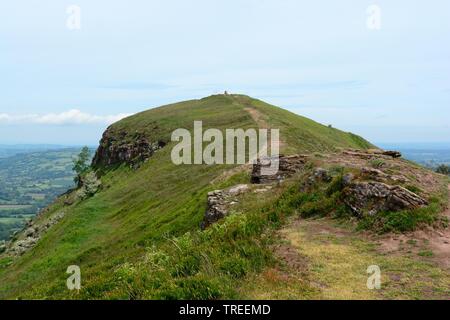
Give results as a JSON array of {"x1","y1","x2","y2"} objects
[
  {"x1": 435, "y1": 164, "x2": 450, "y2": 175},
  {"x1": 73, "y1": 146, "x2": 91, "y2": 184}
]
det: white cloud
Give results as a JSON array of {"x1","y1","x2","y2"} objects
[{"x1": 0, "y1": 109, "x2": 132, "y2": 125}]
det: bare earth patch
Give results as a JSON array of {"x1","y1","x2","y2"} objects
[
  {"x1": 375, "y1": 184, "x2": 450, "y2": 269},
  {"x1": 244, "y1": 107, "x2": 269, "y2": 129},
  {"x1": 241, "y1": 216, "x2": 450, "y2": 300},
  {"x1": 244, "y1": 107, "x2": 285, "y2": 149}
]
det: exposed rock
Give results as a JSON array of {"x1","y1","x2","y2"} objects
[
  {"x1": 76, "y1": 171, "x2": 101, "y2": 200},
  {"x1": 202, "y1": 184, "x2": 249, "y2": 229},
  {"x1": 343, "y1": 149, "x2": 402, "y2": 160},
  {"x1": 343, "y1": 173, "x2": 354, "y2": 186},
  {"x1": 0, "y1": 241, "x2": 6, "y2": 254},
  {"x1": 343, "y1": 150, "x2": 376, "y2": 159},
  {"x1": 343, "y1": 182, "x2": 428, "y2": 217},
  {"x1": 92, "y1": 129, "x2": 166, "y2": 168},
  {"x1": 313, "y1": 168, "x2": 332, "y2": 182},
  {"x1": 360, "y1": 167, "x2": 409, "y2": 183},
  {"x1": 367, "y1": 149, "x2": 402, "y2": 158},
  {"x1": 64, "y1": 197, "x2": 74, "y2": 206},
  {"x1": 254, "y1": 186, "x2": 273, "y2": 193},
  {"x1": 5, "y1": 211, "x2": 66, "y2": 256},
  {"x1": 251, "y1": 154, "x2": 309, "y2": 184},
  {"x1": 300, "y1": 168, "x2": 332, "y2": 192},
  {"x1": 24, "y1": 227, "x2": 36, "y2": 237},
  {"x1": 382, "y1": 150, "x2": 402, "y2": 158},
  {"x1": 8, "y1": 237, "x2": 38, "y2": 256},
  {"x1": 361, "y1": 167, "x2": 386, "y2": 178}
]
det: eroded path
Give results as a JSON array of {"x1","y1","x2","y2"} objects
[
  {"x1": 211, "y1": 105, "x2": 284, "y2": 185},
  {"x1": 240, "y1": 214, "x2": 450, "y2": 300},
  {"x1": 244, "y1": 106, "x2": 285, "y2": 149},
  {"x1": 244, "y1": 107, "x2": 270, "y2": 129}
]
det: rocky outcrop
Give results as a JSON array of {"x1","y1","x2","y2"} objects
[
  {"x1": 360, "y1": 167, "x2": 409, "y2": 183},
  {"x1": 75, "y1": 171, "x2": 101, "y2": 200},
  {"x1": 251, "y1": 155, "x2": 308, "y2": 184},
  {"x1": 381, "y1": 150, "x2": 402, "y2": 158},
  {"x1": 343, "y1": 149, "x2": 402, "y2": 159},
  {"x1": 300, "y1": 167, "x2": 333, "y2": 192},
  {"x1": 343, "y1": 182, "x2": 428, "y2": 217},
  {"x1": 202, "y1": 184, "x2": 249, "y2": 229},
  {"x1": 92, "y1": 129, "x2": 165, "y2": 168},
  {"x1": 5, "y1": 211, "x2": 66, "y2": 256}
]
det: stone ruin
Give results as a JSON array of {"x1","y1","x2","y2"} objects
[{"x1": 251, "y1": 154, "x2": 309, "y2": 184}]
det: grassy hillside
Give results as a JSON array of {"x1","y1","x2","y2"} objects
[
  {"x1": 98, "y1": 94, "x2": 373, "y2": 155},
  {"x1": 0, "y1": 95, "x2": 388, "y2": 299}
]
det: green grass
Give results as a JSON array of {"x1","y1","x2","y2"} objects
[
  {"x1": 241, "y1": 96, "x2": 374, "y2": 153},
  {"x1": 370, "y1": 159, "x2": 386, "y2": 169},
  {"x1": 0, "y1": 94, "x2": 383, "y2": 299},
  {"x1": 418, "y1": 250, "x2": 434, "y2": 257},
  {"x1": 404, "y1": 185, "x2": 423, "y2": 194}
]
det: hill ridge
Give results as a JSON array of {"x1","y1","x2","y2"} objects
[{"x1": 1, "y1": 94, "x2": 447, "y2": 300}]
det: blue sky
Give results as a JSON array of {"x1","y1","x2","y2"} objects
[{"x1": 0, "y1": 0, "x2": 449, "y2": 146}]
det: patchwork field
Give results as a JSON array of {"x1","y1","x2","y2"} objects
[{"x1": 0, "y1": 147, "x2": 93, "y2": 240}]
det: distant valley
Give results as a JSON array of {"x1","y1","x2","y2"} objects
[
  {"x1": 378, "y1": 143, "x2": 450, "y2": 169},
  {"x1": 398, "y1": 149, "x2": 450, "y2": 168},
  {"x1": 0, "y1": 147, "x2": 94, "y2": 240}
]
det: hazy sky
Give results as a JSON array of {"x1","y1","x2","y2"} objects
[{"x1": 1, "y1": 0, "x2": 449, "y2": 146}]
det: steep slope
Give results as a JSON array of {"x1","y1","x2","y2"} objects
[{"x1": 1, "y1": 94, "x2": 444, "y2": 299}]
